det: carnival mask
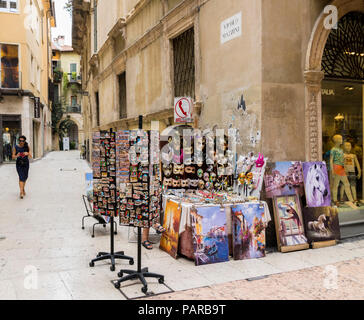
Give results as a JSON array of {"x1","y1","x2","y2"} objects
[
  {"x1": 198, "y1": 180, "x2": 205, "y2": 190},
  {"x1": 181, "y1": 179, "x2": 189, "y2": 188},
  {"x1": 163, "y1": 164, "x2": 172, "y2": 177},
  {"x1": 172, "y1": 179, "x2": 181, "y2": 188},
  {"x1": 163, "y1": 178, "x2": 172, "y2": 187},
  {"x1": 255, "y1": 153, "x2": 265, "y2": 168},
  {"x1": 173, "y1": 164, "x2": 184, "y2": 175},
  {"x1": 189, "y1": 179, "x2": 199, "y2": 188},
  {"x1": 203, "y1": 172, "x2": 210, "y2": 182},
  {"x1": 238, "y1": 172, "x2": 246, "y2": 185},
  {"x1": 185, "y1": 166, "x2": 196, "y2": 174}
]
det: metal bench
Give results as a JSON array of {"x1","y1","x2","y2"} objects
[{"x1": 82, "y1": 195, "x2": 117, "y2": 238}]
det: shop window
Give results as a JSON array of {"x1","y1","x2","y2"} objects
[
  {"x1": 0, "y1": 43, "x2": 19, "y2": 89},
  {"x1": 321, "y1": 11, "x2": 364, "y2": 202},
  {"x1": 118, "y1": 72, "x2": 127, "y2": 119},
  {"x1": 172, "y1": 28, "x2": 195, "y2": 99}
]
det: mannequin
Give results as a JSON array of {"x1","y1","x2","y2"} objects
[
  {"x1": 330, "y1": 135, "x2": 354, "y2": 205},
  {"x1": 340, "y1": 142, "x2": 361, "y2": 204}
]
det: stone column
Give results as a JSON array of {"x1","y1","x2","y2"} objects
[{"x1": 304, "y1": 70, "x2": 324, "y2": 161}]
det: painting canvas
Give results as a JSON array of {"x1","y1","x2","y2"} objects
[
  {"x1": 273, "y1": 195, "x2": 308, "y2": 248},
  {"x1": 231, "y1": 203, "x2": 266, "y2": 260},
  {"x1": 303, "y1": 207, "x2": 340, "y2": 243},
  {"x1": 191, "y1": 206, "x2": 229, "y2": 266},
  {"x1": 264, "y1": 162, "x2": 304, "y2": 198},
  {"x1": 302, "y1": 162, "x2": 331, "y2": 207},
  {"x1": 159, "y1": 200, "x2": 182, "y2": 259}
]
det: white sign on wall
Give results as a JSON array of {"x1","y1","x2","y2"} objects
[
  {"x1": 63, "y1": 137, "x2": 70, "y2": 151},
  {"x1": 221, "y1": 12, "x2": 242, "y2": 44}
]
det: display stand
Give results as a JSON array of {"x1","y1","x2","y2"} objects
[
  {"x1": 114, "y1": 116, "x2": 164, "y2": 293},
  {"x1": 311, "y1": 240, "x2": 337, "y2": 249},
  {"x1": 89, "y1": 129, "x2": 134, "y2": 271}
]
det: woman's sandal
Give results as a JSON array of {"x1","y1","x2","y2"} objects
[
  {"x1": 142, "y1": 240, "x2": 153, "y2": 250},
  {"x1": 154, "y1": 224, "x2": 166, "y2": 234}
]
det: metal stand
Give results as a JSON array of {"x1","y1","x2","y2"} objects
[
  {"x1": 114, "y1": 227, "x2": 164, "y2": 293},
  {"x1": 89, "y1": 129, "x2": 134, "y2": 271},
  {"x1": 114, "y1": 116, "x2": 164, "y2": 293},
  {"x1": 89, "y1": 215, "x2": 134, "y2": 271}
]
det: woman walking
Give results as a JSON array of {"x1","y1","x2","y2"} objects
[{"x1": 12, "y1": 136, "x2": 32, "y2": 199}]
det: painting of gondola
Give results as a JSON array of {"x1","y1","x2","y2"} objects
[
  {"x1": 231, "y1": 203, "x2": 266, "y2": 260},
  {"x1": 191, "y1": 205, "x2": 229, "y2": 266},
  {"x1": 159, "y1": 200, "x2": 182, "y2": 259},
  {"x1": 273, "y1": 195, "x2": 309, "y2": 252},
  {"x1": 264, "y1": 162, "x2": 304, "y2": 198}
]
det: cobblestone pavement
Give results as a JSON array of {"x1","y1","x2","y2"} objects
[
  {"x1": 142, "y1": 257, "x2": 364, "y2": 300},
  {"x1": 1, "y1": 151, "x2": 364, "y2": 300}
]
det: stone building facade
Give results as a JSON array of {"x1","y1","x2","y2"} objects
[
  {"x1": 0, "y1": 0, "x2": 55, "y2": 162},
  {"x1": 51, "y1": 35, "x2": 84, "y2": 150},
  {"x1": 72, "y1": 0, "x2": 363, "y2": 163}
]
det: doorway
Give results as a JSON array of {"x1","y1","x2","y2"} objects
[{"x1": 0, "y1": 114, "x2": 21, "y2": 163}]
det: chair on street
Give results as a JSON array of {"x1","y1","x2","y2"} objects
[{"x1": 82, "y1": 195, "x2": 117, "y2": 238}]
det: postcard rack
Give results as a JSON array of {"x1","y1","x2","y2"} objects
[
  {"x1": 114, "y1": 116, "x2": 164, "y2": 294},
  {"x1": 89, "y1": 129, "x2": 134, "y2": 271}
]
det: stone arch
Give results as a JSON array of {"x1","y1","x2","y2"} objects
[
  {"x1": 304, "y1": 0, "x2": 364, "y2": 161},
  {"x1": 56, "y1": 116, "x2": 83, "y2": 150}
]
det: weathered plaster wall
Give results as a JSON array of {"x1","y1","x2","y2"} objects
[
  {"x1": 260, "y1": 0, "x2": 330, "y2": 161},
  {"x1": 198, "y1": 0, "x2": 263, "y2": 155}
]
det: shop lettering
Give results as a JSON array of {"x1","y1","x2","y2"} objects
[
  {"x1": 321, "y1": 89, "x2": 335, "y2": 96},
  {"x1": 182, "y1": 304, "x2": 226, "y2": 315},
  {"x1": 138, "y1": 304, "x2": 172, "y2": 317}
]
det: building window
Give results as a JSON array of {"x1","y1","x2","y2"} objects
[
  {"x1": 95, "y1": 91, "x2": 100, "y2": 127},
  {"x1": 70, "y1": 63, "x2": 77, "y2": 73},
  {"x1": 0, "y1": 0, "x2": 18, "y2": 13},
  {"x1": 71, "y1": 96, "x2": 77, "y2": 107},
  {"x1": 172, "y1": 28, "x2": 195, "y2": 98},
  {"x1": 0, "y1": 43, "x2": 19, "y2": 89},
  {"x1": 118, "y1": 72, "x2": 127, "y2": 119}
]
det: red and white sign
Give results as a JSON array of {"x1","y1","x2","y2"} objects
[{"x1": 174, "y1": 97, "x2": 192, "y2": 123}]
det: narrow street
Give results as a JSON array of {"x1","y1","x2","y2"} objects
[{"x1": 0, "y1": 151, "x2": 364, "y2": 300}]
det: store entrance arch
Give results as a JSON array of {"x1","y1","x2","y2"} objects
[{"x1": 304, "y1": 0, "x2": 364, "y2": 162}]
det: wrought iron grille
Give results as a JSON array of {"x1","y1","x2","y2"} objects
[
  {"x1": 173, "y1": 28, "x2": 195, "y2": 98},
  {"x1": 322, "y1": 12, "x2": 364, "y2": 80}
]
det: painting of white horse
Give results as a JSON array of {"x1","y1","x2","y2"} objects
[{"x1": 303, "y1": 162, "x2": 331, "y2": 207}]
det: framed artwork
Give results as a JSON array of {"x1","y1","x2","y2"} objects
[
  {"x1": 303, "y1": 206, "x2": 340, "y2": 244},
  {"x1": 302, "y1": 162, "x2": 331, "y2": 207},
  {"x1": 190, "y1": 205, "x2": 229, "y2": 266},
  {"x1": 159, "y1": 200, "x2": 182, "y2": 259},
  {"x1": 264, "y1": 162, "x2": 304, "y2": 198},
  {"x1": 273, "y1": 195, "x2": 309, "y2": 252},
  {"x1": 231, "y1": 203, "x2": 266, "y2": 260}
]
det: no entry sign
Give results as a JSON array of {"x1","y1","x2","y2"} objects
[{"x1": 174, "y1": 97, "x2": 192, "y2": 123}]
